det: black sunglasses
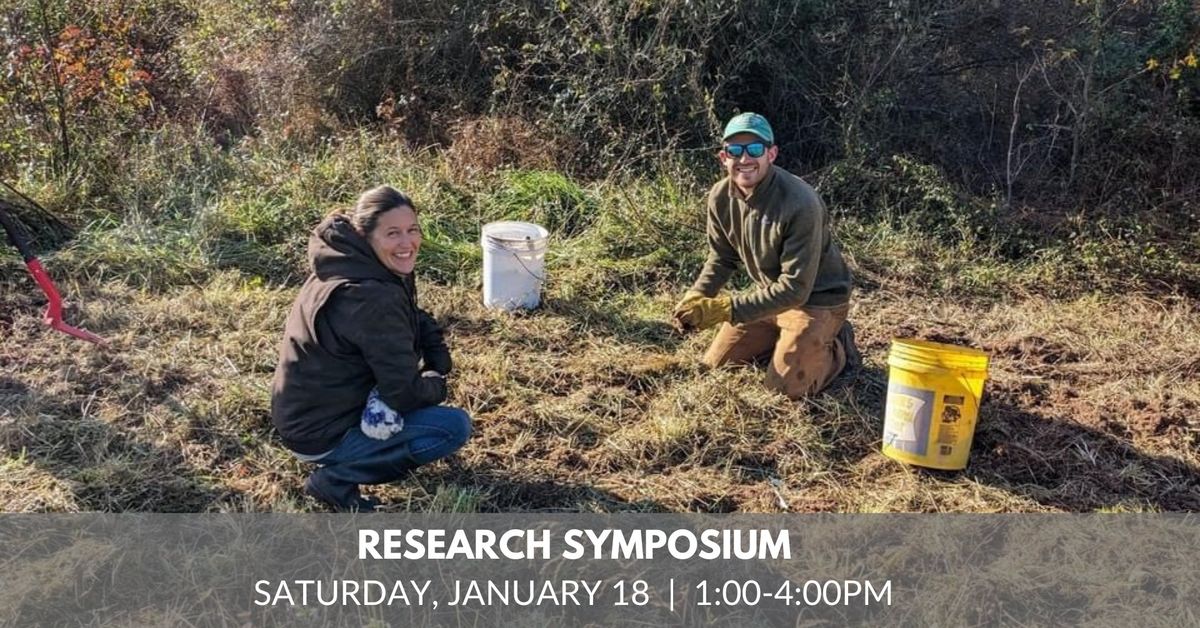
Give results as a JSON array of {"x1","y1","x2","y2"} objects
[{"x1": 723, "y1": 142, "x2": 768, "y2": 158}]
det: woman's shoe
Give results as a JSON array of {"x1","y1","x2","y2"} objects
[{"x1": 304, "y1": 472, "x2": 379, "y2": 512}]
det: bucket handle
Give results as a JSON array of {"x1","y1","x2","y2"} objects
[{"x1": 505, "y1": 248, "x2": 546, "y2": 283}]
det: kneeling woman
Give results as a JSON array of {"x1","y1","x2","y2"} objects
[{"x1": 271, "y1": 185, "x2": 471, "y2": 511}]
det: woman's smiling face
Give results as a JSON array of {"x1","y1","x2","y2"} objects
[{"x1": 366, "y1": 205, "x2": 422, "y2": 275}]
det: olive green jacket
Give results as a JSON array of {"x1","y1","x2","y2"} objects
[{"x1": 690, "y1": 166, "x2": 852, "y2": 323}]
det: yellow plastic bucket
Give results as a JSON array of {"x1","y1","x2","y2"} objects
[{"x1": 882, "y1": 338, "x2": 990, "y2": 470}]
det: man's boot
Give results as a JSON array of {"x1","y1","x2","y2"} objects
[{"x1": 837, "y1": 320, "x2": 862, "y2": 376}]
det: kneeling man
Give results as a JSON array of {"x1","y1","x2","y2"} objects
[{"x1": 673, "y1": 112, "x2": 859, "y2": 397}]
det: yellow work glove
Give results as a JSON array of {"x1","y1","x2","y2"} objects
[
  {"x1": 672, "y1": 291, "x2": 732, "y2": 331},
  {"x1": 671, "y1": 290, "x2": 704, "y2": 331}
]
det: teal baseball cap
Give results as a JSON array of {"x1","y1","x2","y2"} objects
[{"x1": 722, "y1": 112, "x2": 774, "y2": 144}]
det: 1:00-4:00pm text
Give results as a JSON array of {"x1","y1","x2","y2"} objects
[{"x1": 688, "y1": 579, "x2": 891, "y2": 607}]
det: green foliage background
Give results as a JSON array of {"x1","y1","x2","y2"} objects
[{"x1": 2, "y1": 0, "x2": 1198, "y2": 295}]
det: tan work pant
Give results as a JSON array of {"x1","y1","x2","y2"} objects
[{"x1": 702, "y1": 303, "x2": 850, "y2": 399}]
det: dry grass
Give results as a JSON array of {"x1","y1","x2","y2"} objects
[{"x1": 2, "y1": 256, "x2": 1196, "y2": 512}]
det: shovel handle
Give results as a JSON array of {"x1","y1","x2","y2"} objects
[{"x1": 0, "y1": 203, "x2": 36, "y2": 262}]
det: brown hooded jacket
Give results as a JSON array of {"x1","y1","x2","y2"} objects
[{"x1": 270, "y1": 214, "x2": 449, "y2": 455}]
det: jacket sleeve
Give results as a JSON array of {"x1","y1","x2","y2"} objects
[
  {"x1": 417, "y1": 308, "x2": 453, "y2": 375},
  {"x1": 689, "y1": 191, "x2": 738, "y2": 296},
  {"x1": 731, "y1": 199, "x2": 824, "y2": 323},
  {"x1": 345, "y1": 288, "x2": 447, "y2": 413}
]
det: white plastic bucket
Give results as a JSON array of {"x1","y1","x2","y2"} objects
[{"x1": 481, "y1": 221, "x2": 548, "y2": 310}]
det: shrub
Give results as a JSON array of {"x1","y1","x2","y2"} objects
[
  {"x1": 443, "y1": 116, "x2": 575, "y2": 177},
  {"x1": 0, "y1": 0, "x2": 193, "y2": 177}
]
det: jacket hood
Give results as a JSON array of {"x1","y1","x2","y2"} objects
[{"x1": 308, "y1": 213, "x2": 399, "y2": 283}]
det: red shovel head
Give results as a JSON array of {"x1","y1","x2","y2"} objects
[
  {"x1": 27, "y1": 258, "x2": 109, "y2": 347},
  {"x1": 2, "y1": 199, "x2": 107, "y2": 347}
]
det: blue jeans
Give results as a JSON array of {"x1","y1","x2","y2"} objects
[{"x1": 317, "y1": 405, "x2": 472, "y2": 487}]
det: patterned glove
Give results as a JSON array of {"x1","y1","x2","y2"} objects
[{"x1": 361, "y1": 387, "x2": 404, "y2": 440}]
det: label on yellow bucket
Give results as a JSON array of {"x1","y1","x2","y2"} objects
[{"x1": 882, "y1": 383, "x2": 935, "y2": 456}]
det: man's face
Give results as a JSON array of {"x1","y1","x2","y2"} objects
[{"x1": 720, "y1": 132, "x2": 778, "y2": 196}]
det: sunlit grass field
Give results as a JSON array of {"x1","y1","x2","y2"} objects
[{"x1": 2, "y1": 131, "x2": 1197, "y2": 512}]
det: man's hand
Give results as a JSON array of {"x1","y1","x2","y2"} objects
[
  {"x1": 672, "y1": 290, "x2": 705, "y2": 331},
  {"x1": 672, "y1": 291, "x2": 732, "y2": 331}
]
